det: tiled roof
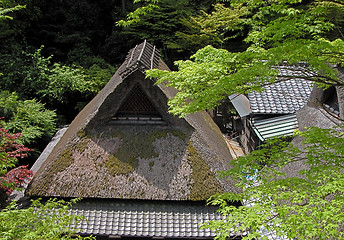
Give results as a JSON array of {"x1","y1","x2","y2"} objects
[
  {"x1": 248, "y1": 65, "x2": 313, "y2": 114},
  {"x1": 70, "y1": 199, "x2": 236, "y2": 239}
]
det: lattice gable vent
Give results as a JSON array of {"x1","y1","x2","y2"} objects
[{"x1": 111, "y1": 85, "x2": 165, "y2": 125}]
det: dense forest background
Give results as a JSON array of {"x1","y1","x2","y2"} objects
[
  {"x1": 0, "y1": 0, "x2": 248, "y2": 162},
  {"x1": 0, "y1": 0, "x2": 215, "y2": 161}
]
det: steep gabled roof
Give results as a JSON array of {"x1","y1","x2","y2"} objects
[{"x1": 26, "y1": 41, "x2": 237, "y2": 201}]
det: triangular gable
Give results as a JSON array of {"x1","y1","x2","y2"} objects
[
  {"x1": 26, "y1": 41, "x2": 237, "y2": 201},
  {"x1": 111, "y1": 84, "x2": 165, "y2": 125},
  {"x1": 117, "y1": 84, "x2": 159, "y2": 114}
]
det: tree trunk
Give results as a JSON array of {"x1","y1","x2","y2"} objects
[
  {"x1": 336, "y1": 86, "x2": 344, "y2": 119},
  {"x1": 121, "y1": 0, "x2": 126, "y2": 13},
  {"x1": 336, "y1": 66, "x2": 344, "y2": 119}
]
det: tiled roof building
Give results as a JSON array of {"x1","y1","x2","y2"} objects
[
  {"x1": 229, "y1": 65, "x2": 314, "y2": 152},
  {"x1": 26, "y1": 41, "x2": 239, "y2": 239}
]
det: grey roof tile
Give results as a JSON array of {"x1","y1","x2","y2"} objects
[
  {"x1": 248, "y1": 66, "x2": 313, "y2": 114},
  {"x1": 70, "y1": 199, "x2": 233, "y2": 238}
]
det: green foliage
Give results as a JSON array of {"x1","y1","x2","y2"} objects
[
  {"x1": 142, "y1": 1, "x2": 344, "y2": 239},
  {"x1": 0, "y1": 198, "x2": 95, "y2": 240},
  {"x1": 0, "y1": 46, "x2": 111, "y2": 111},
  {"x1": 0, "y1": 91, "x2": 56, "y2": 144},
  {"x1": 235, "y1": 0, "x2": 344, "y2": 46},
  {"x1": 24, "y1": 47, "x2": 89, "y2": 104},
  {"x1": 171, "y1": 3, "x2": 249, "y2": 51},
  {"x1": 0, "y1": 125, "x2": 90, "y2": 239},
  {"x1": 203, "y1": 126, "x2": 344, "y2": 239},
  {"x1": 82, "y1": 64, "x2": 115, "y2": 97},
  {"x1": 146, "y1": 0, "x2": 344, "y2": 116},
  {"x1": 118, "y1": 0, "x2": 198, "y2": 57},
  {"x1": 117, "y1": 0, "x2": 161, "y2": 27},
  {"x1": 0, "y1": 0, "x2": 25, "y2": 21},
  {"x1": 147, "y1": 45, "x2": 280, "y2": 116}
]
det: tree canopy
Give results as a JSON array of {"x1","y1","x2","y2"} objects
[
  {"x1": 0, "y1": 91, "x2": 56, "y2": 145},
  {"x1": 0, "y1": 0, "x2": 24, "y2": 21},
  {"x1": 203, "y1": 127, "x2": 344, "y2": 239},
  {"x1": 0, "y1": 122, "x2": 94, "y2": 239},
  {"x1": 0, "y1": 198, "x2": 95, "y2": 240},
  {"x1": 139, "y1": 0, "x2": 344, "y2": 239},
  {"x1": 146, "y1": 0, "x2": 344, "y2": 116}
]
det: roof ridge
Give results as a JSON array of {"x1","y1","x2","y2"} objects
[{"x1": 119, "y1": 40, "x2": 161, "y2": 78}]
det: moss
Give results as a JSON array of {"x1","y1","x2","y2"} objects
[
  {"x1": 149, "y1": 161, "x2": 155, "y2": 170},
  {"x1": 105, "y1": 129, "x2": 188, "y2": 176},
  {"x1": 171, "y1": 130, "x2": 188, "y2": 140},
  {"x1": 75, "y1": 138, "x2": 90, "y2": 153},
  {"x1": 203, "y1": 112, "x2": 221, "y2": 134},
  {"x1": 187, "y1": 142, "x2": 224, "y2": 201},
  {"x1": 105, "y1": 130, "x2": 157, "y2": 176},
  {"x1": 105, "y1": 155, "x2": 134, "y2": 176},
  {"x1": 148, "y1": 131, "x2": 168, "y2": 141},
  {"x1": 147, "y1": 129, "x2": 187, "y2": 142},
  {"x1": 27, "y1": 135, "x2": 91, "y2": 196},
  {"x1": 77, "y1": 128, "x2": 87, "y2": 138}
]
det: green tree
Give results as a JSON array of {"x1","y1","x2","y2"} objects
[
  {"x1": 171, "y1": 3, "x2": 250, "y2": 52},
  {"x1": 0, "y1": 47, "x2": 111, "y2": 121},
  {"x1": 144, "y1": 0, "x2": 344, "y2": 239},
  {"x1": 0, "y1": 91, "x2": 56, "y2": 145},
  {"x1": 146, "y1": 0, "x2": 344, "y2": 116},
  {"x1": 0, "y1": 3, "x2": 95, "y2": 239},
  {"x1": 118, "y1": 0, "x2": 207, "y2": 60},
  {"x1": 0, "y1": 198, "x2": 95, "y2": 240},
  {"x1": 0, "y1": 124, "x2": 93, "y2": 239},
  {"x1": 203, "y1": 127, "x2": 344, "y2": 239},
  {"x1": 0, "y1": 0, "x2": 25, "y2": 21}
]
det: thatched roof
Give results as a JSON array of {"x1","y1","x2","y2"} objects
[
  {"x1": 280, "y1": 85, "x2": 344, "y2": 178},
  {"x1": 27, "y1": 41, "x2": 236, "y2": 201}
]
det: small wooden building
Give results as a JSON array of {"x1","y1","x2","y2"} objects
[{"x1": 229, "y1": 65, "x2": 314, "y2": 153}]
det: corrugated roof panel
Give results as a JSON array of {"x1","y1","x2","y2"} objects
[
  {"x1": 251, "y1": 114, "x2": 298, "y2": 141},
  {"x1": 228, "y1": 94, "x2": 251, "y2": 117}
]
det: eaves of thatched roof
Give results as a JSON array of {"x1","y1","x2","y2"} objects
[
  {"x1": 279, "y1": 86, "x2": 344, "y2": 178},
  {"x1": 26, "y1": 41, "x2": 237, "y2": 201}
]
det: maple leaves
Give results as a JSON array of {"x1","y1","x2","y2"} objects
[{"x1": 0, "y1": 124, "x2": 32, "y2": 194}]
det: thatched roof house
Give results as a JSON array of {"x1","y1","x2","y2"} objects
[
  {"x1": 26, "y1": 41, "x2": 238, "y2": 239},
  {"x1": 280, "y1": 83, "x2": 344, "y2": 179}
]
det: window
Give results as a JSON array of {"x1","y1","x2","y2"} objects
[{"x1": 111, "y1": 85, "x2": 165, "y2": 125}]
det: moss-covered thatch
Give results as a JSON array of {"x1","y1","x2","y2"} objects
[
  {"x1": 187, "y1": 142, "x2": 224, "y2": 200},
  {"x1": 27, "y1": 41, "x2": 237, "y2": 200}
]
